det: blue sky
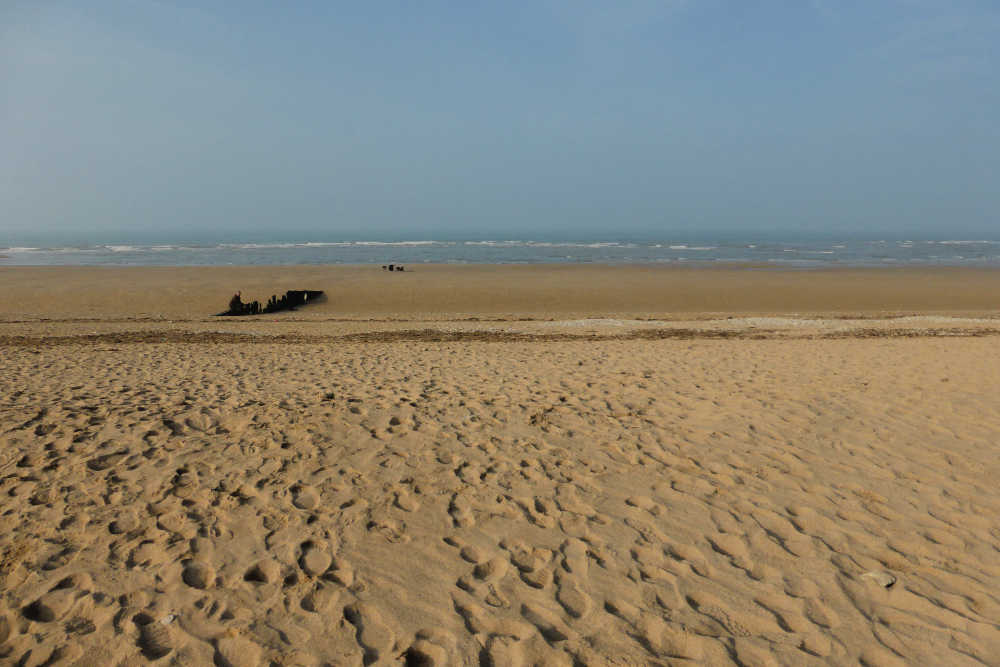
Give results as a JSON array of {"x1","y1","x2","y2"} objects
[{"x1": 2, "y1": 0, "x2": 998, "y2": 243}]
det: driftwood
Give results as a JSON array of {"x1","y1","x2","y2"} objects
[{"x1": 219, "y1": 290, "x2": 324, "y2": 316}]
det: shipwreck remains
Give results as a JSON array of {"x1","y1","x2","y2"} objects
[{"x1": 219, "y1": 290, "x2": 324, "y2": 316}]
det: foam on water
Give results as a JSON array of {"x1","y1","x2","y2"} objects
[
  {"x1": 1, "y1": 238, "x2": 999, "y2": 267},
  {"x1": 353, "y1": 240, "x2": 449, "y2": 246}
]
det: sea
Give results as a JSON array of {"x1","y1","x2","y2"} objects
[{"x1": 2, "y1": 236, "x2": 999, "y2": 267}]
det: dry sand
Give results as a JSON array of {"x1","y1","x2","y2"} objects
[{"x1": 0, "y1": 266, "x2": 998, "y2": 666}]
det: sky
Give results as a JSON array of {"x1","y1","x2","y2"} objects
[{"x1": 2, "y1": 0, "x2": 999, "y2": 244}]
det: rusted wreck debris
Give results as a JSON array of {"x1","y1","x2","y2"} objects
[{"x1": 220, "y1": 290, "x2": 324, "y2": 316}]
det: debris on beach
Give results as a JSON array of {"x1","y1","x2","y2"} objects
[
  {"x1": 860, "y1": 570, "x2": 897, "y2": 588},
  {"x1": 219, "y1": 289, "x2": 324, "y2": 316}
]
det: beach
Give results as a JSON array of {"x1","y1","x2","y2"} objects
[
  {"x1": 5, "y1": 264, "x2": 1000, "y2": 321},
  {"x1": 1, "y1": 265, "x2": 998, "y2": 665}
]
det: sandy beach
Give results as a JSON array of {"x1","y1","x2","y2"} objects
[
  {"x1": 4, "y1": 264, "x2": 1000, "y2": 321},
  {"x1": 1, "y1": 266, "x2": 998, "y2": 665}
]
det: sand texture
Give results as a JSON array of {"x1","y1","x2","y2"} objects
[{"x1": 1, "y1": 266, "x2": 999, "y2": 665}]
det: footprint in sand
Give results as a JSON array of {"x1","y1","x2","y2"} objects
[
  {"x1": 685, "y1": 590, "x2": 783, "y2": 638},
  {"x1": 554, "y1": 570, "x2": 593, "y2": 619},
  {"x1": 109, "y1": 511, "x2": 142, "y2": 535},
  {"x1": 405, "y1": 628, "x2": 456, "y2": 666},
  {"x1": 516, "y1": 559, "x2": 554, "y2": 590},
  {"x1": 554, "y1": 483, "x2": 595, "y2": 516},
  {"x1": 292, "y1": 485, "x2": 320, "y2": 511},
  {"x1": 181, "y1": 561, "x2": 217, "y2": 590},
  {"x1": 627, "y1": 546, "x2": 681, "y2": 606},
  {"x1": 455, "y1": 462, "x2": 483, "y2": 485},
  {"x1": 23, "y1": 573, "x2": 95, "y2": 628},
  {"x1": 452, "y1": 591, "x2": 493, "y2": 635},
  {"x1": 520, "y1": 601, "x2": 576, "y2": 642},
  {"x1": 557, "y1": 514, "x2": 592, "y2": 539},
  {"x1": 179, "y1": 596, "x2": 239, "y2": 642},
  {"x1": 393, "y1": 488, "x2": 420, "y2": 512},
  {"x1": 0, "y1": 610, "x2": 16, "y2": 646},
  {"x1": 604, "y1": 596, "x2": 703, "y2": 659},
  {"x1": 25, "y1": 588, "x2": 77, "y2": 623},
  {"x1": 484, "y1": 634, "x2": 526, "y2": 667},
  {"x1": 406, "y1": 639, "x2": 447, "y2": 666},
  {"x1": 449, "y1": 493, "x2": 476, "y2": 527},
  {"x1": 530, "y1": 496, "x2": 560, "y2": 528},
  {"x1": 458, "y1": 544, "x2": 485, "y2": 564},
  {"x1": 451, "y1": 591, "x2": 533, "y2": 641},
  {"x1": 559, "y1": 538, "x2": 588, "y2": 575},
  {"x1": 129, "y1": 540, "x2": 168, "y2": 568},
  {"x1": 473, "y1": 556, "x2": 509, "y2": 584},
  {"x1": 135, "y1": 613, "x2": 176, "y2": 660},
  {"x1": 624, "y1": 516, "x2": 670, "y2": 547},
  {"x1": 298, "y1": 540, "x2": 333, "y2": 577},
  {"x1": 86, "y1": 449, "x2": 129, "y2": 472},
  {"x1": 630, "y1": 544, "x2": 665, "y2": 569},
  {"x1": 323, "y1": 556, "x2": 355, "y2": 589},
  {"x1": 301, "y1": 582, "x2": 340, "y2": 613},
  {"x1": 243, "y1": 559, "x2": 282, "y2": 585},
  {"x1": 157, "y1": 511, "x2": 198, "y2": 541},
  {"x1": 344, "y1": 601, "x2": 397, "y2": 665},
  {"x1": 214, "y1": 636, "x2": 264, "y2": 667},
  {"x1": 367, "y1": 517, "x2": 409, "y2": 543}
]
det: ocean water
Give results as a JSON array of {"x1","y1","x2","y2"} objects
[{"x1": 2, "y1": 238, "x2": 999, "y2": 267}]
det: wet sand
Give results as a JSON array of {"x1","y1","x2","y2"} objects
[
  {"x1": 0, "y1": 266, "x2": 998, "y2": 665},
  {"x1": 4, "y1": 264, "x2": 1000, "y2": 320}
]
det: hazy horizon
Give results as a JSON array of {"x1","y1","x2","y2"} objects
[{"x1": 3, "y1": 1, "x2": 998, "y2": 243}]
